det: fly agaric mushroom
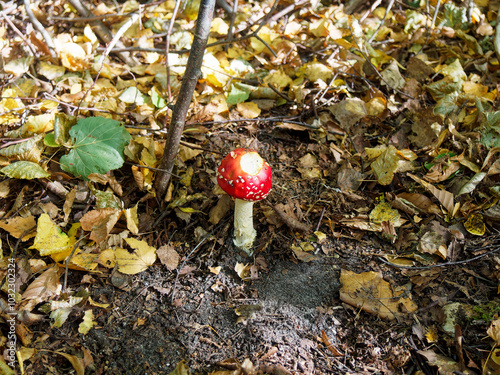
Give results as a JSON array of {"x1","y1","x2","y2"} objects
[{"x1": 217, "y1": 148, "x2": 272, "y2": 255}]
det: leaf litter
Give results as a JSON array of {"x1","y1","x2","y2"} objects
[{"x1": 0, "y1": 0, "x2": 500, "y2": 374}]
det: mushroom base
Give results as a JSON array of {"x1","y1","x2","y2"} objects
[{"x1": 233, "y1": 198, "x2": 256, "y2": 256}]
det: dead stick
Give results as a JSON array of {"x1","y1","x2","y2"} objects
[
  {"x1": 155, "y1": 0, "x2": 216, "y2": 199},
  {"x1": 24, "y1": 0, "x2": 57, "y2": 58},
  {"x1": 66, "y1": 0, "x2": 138, "y2": 66}
]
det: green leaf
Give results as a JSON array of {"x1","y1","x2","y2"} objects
[
  {"x1": 441, "y1": 3, "x2": 468, "y2": 30},
  {"x1": 0, "y1": 161, "x2": 50, "y2": 179},
  {"x1": 44, "y1": 133, "x2": 58, "y2": 147},
  {"x1": 0, "y1": 134, "x2": 44, "y2": 158},
  {"x1": 119, "y1": 87, "x2": 148, "y2": 105},
  {"x1": 60, "y1": 117, "x2": 131, "y2": 180},
  {"x1": 226, "y1": 82, "x2": 254, "y2": 105},
  {"x1": 149, "y1": 86, "x2": 166, "y2": 108}
]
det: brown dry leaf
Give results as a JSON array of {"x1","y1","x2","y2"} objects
[
  {"x1": 408, "y1": 173, "x2": 454, "y2": 214},
  {"x1": 297, "y1": 153, "x2": 321, "y2": 179},
  {"x1": 209, "y1": 195, "x2": 232, "y2": 225},
  {"x1": 321, "y1": 330, "x2": 344, "y2": 357},
  {"x1": 339, "y1": 269, "x2": 418, "y2": 320},
  {"x1": 397, "y1": 192, "x2": 442, "y2": 215},
  {"x1": 328, "y1": 98, "x2": 367, "y2": 131},
  {"x1": 291, "y1": 242, "x2": 319, "y2": 262},
  {"x1": 19, "y1": 266, "x2": 61, "y2": 311},
  {"x1": 0, "y1": 215, "x2": 36, "y2": 240},
  {"x1": 487, "y1": 318, "x2": 500, "y2": 345},
  {"x1": 0, "y1": 179, "x2": 10, "y2": 198},
  {"x1": 418, "y1": 231, "x2": 448, "y2": 259},
  {"x1": 80, "y1": 208, "x2": 121, "y2": 244},
  {"x1": 63, "y1": 188, "x2": 76, "y2": 224},
  {"x1": 417, "y1": 350, "x2": 472, "y2": 374},
  {"x1": 157, "y1": 244, "x2": 180, "y2": 271}
]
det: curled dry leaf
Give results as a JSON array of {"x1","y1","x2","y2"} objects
[
  {"x1": 80, "y1": 208, "x2": 121, "y2": 244},
  {"x1": 408, "y1": 173, "x2": 454, "y2": 215},
  {"x1": 19, "y1": 266, "x2": 61, "y2": 312}
]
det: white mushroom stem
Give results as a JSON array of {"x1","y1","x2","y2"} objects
[{"x1": 233, "y1": 198, "x2": 256, "y2": 255}]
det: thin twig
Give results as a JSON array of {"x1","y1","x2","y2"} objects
[
  {"x1": 495, "y1": 6, "x2": 500, "y2": 61},
  {"x1": 62, "y1": 232, "x2": 89, "y2": 292},
  {"x1": 268, "y1": 0, "x2": 309, "y2": 23},
  {"x1": 67, "y1": 0, "x2": 138, "y2": 66},
  {"x1": 24, "y1": 0, "x2": 57, "y2": 58},
  {"x1": 0, "y1": 11, "x2": 38, "y2": 58},
  {"x1": 165, "y1": 0, "x2": 182, "y2": 104},
  {"x1": 367, "y1": 0, "x2": 395, "y2": 44},
  {"x1": 430, "y1": 0, "x2": 441, "y2": 30},
  {"x1": 51, "y1": 13, "x2": 128, "y2": 21},
  {"x1": 226, "y1": 0, "x2": 238, "y2": 44},
  {"x1": 377, "y1": 239, "x2": 500, "y2": 270},
  {"x1": 359, "y1": 0, "x2": 382, "y2": 24},
  {"x1": 97, "y1": 13, "x2": 140, "y2": 67}
]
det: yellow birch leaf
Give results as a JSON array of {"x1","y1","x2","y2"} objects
[
  {"x1": 115, "y1": 238, "x2": 156, "y2": 274},
  {"x1": 30, "y1": 214, "x2": 70, "y2": 256}
]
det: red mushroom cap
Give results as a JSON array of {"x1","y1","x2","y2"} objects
[{"x1": 217, "y1": 148, "x2": 272, "y2": 201}]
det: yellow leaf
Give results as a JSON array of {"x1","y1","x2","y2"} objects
[
  {"x1": 425, "y1": 326, "x2": 439, "y2": 343},
  {"x1": 30, "y1": 214, "x2": 71, "y2": 256},
  {"x1": 464, "y1": 213, "x2": 485, "y2": 236},
  {"x1": 339, "y1": 269, "x2": 418, "y2": 320},
  {"x1": 211, "y1": 17, "x2": 228, "y2": 35},
  {"x1": 99, "y1": 249, "x2": 116, "y2": 268},
  {"x1": 37, "y1": 61, "x2": 66, "y2": 80},
  {"x1": 0, "y1": 215, "x2": 36, "y2": 241},
  {"x1": 115, "y1": 238, "x2": 156, "y2": 274},
  {"x1": 78, "y1": 310, "x2": 96, "y2": 335},
  {"x1": 59, "y1": 42, "x2": 89, "y2": 71},
  {"x1": 370, "y1": 201, "x2": 401, "y2": 224},
  {"x1": 263, "y1": 69, "x2": 293, "y2": 90},
  {"x1": 236, "y1": 102, "x2": 261, "y2": 119},
  {"x1": 124, "y1": 204, "x2": 139, "y2": 235}
]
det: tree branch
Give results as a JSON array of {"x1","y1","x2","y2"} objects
[{"x1": 154, "y1": 0, "x2": 216, "y2": 199}]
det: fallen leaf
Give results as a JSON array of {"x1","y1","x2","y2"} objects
[
  {"x1": 157, "y1": 244, "x2": 180, "y2": 271},
  {"x1": 115, "y1": 238, "x2": 156, "y2": 274}
]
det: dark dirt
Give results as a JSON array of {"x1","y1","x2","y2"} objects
[{"x1": 17, "y1": 129, "x2": 499, "y2": 375}]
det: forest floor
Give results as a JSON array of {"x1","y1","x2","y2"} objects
[{"x1": 1, "y1": 0, "x2": 500, "y2": 374}]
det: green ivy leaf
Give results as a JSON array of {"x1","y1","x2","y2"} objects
[{"x1": 60, "y1": 117, "x2": 131, "y2": 180}]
